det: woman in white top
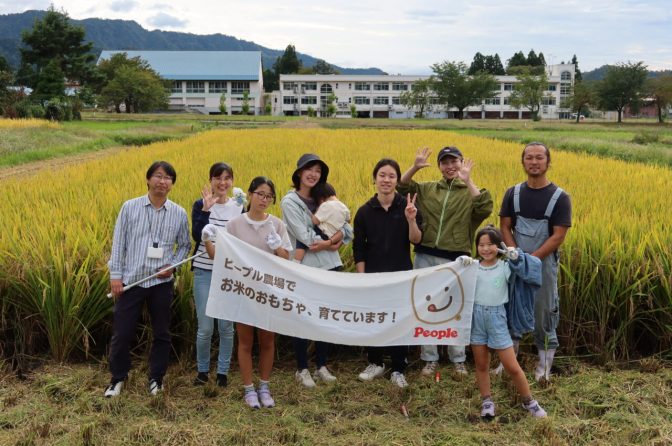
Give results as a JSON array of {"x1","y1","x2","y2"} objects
[
  {"x1": 191, "y1": 162, "x2": 244, "y2": 388},
  {"x1": 204, "y1": 176, "x2": 292, "y2": 409}
]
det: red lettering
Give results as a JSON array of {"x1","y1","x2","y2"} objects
[{"x1": 413, "y1": 327, "x2": 459, "y2": 339}]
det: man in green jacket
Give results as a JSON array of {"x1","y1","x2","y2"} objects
[{"x1": 398, "y1": 146, "x2": 493, "y2": 377}]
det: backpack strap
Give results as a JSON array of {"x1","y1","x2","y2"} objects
[
  {"x1": 544, "y1": 187, "x2": 564, "y2": 219},
  {"x1": 513, "y1": 183, "x2": 523, "y2": 215}
]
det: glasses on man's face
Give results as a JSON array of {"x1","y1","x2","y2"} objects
[
  {"x1": 252, "y1": 191, "x2": 274, "y2": 201},
  {"x1": 151, "y1": 174, "x2": 173, "y2": 183}
]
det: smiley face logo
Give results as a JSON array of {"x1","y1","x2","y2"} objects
[{"x1": 411, "y1": 266, "x2": 465, "y2": 324}]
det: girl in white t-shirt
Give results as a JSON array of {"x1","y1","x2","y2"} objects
[
  {"x1": 470, "y1": 225, "x2": 547, "y2": 420},
  {"x1": 203, "y1": 176, "x2": 292, "y2": 409},
  {"x1": 191, "y1": 162, "x2": 245, "y2": 388}
]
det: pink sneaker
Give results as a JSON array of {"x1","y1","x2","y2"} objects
[
  {"x1": 258, "y1": 388, "x2": 275, "y2": 408},
  {"x1": 244, "y1": 390, "x2": 260, "y2": 409}
]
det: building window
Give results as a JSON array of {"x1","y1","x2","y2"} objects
[
  {"x1": 392, "y1": 82, "x2": 408, "y2": 91},
  {"x1": 392, "y1": 96, "x2": 401, "y2": 105},
  {"x1": 303, "y1": 82, "x2": 317, "y2": 91},
  {"x1": 503, "y1": 83, "x2": 514, "y2": 91},
  {"x1": 232, "y1": 81, "x2": 250, "y2": 94},
  {"x1": 186, "y1": 81, "x2": 205, "y2": 93},
  {"x1": 560, "y1": 83, "x2": 571, "y2": 95},
  {"x1": 354, "y1": 96, "x2": 370, "y2": 105},
  {"x1": 484, "y1": 97, "x2": 501, "y2": 105},
  {"x1": 283, "y1": 96, "x2": 298, "y2": 104},
  {"x1": 373, "y1": 82, "x2": 389, "y2": 91},
  {"x1": 283, "y1": 82, "x2": 295, "y2": 91},
  {"x1": 171, "y1": 81, "x2": 182, "y2": 93},
  {"x1": 561, "y1": 71, "x2": 572, "y2": 81},
  {"x1": 209, "y1": 81, "x2": 226, "y2": 93},
  {"x1": 542, "y1": 97, "x2": 557, "y2": 106},
  {"x1": 503, "y1": 97, "x2": 510, "y2": 105},
  {"x1": 301, "y1": 96, "x2": 317, "y2": 105},
  {"x1": 320, "y1": 84, "x2": 333, "y2": 94},
  {"x1": 374, "y1": 96, "x2": 389, "y2": 105},
  {"x1": 354, "y1": 82, "x2": 370, "y2": 91},
  {"x1": 547, "y1": 84, "x2": 557, "y2": 91}
]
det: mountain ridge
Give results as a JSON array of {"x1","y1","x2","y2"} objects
[{"x1": 0, "y1": 10, "x2": 386, "y2": 75}]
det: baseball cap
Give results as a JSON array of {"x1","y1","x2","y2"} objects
[
  {"x1": 437, "y1": 147, "x2": 463, "y2": 162},
  {"x1": 292, "y1": 153, "x2": 329, "y2": 185}
]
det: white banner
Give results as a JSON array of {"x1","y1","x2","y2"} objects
[{"x1": 206, "y1": 230, "x2": 477, "y2": 346}]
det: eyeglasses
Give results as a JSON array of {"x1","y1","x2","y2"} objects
[
  {"x1": 252, "y1": 191, "x2": 275, "y2": 201},
  {"x1": 151, "y1": 174, "x2": 173, "y2": 182}
]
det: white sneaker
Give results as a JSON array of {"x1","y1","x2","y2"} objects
[
  {"x1": 313, "y1": 366, "x2": 337, "y2": 383},
  {"x1": 390, "y1": 371, "x2": 408, "y2": 388},
  {"x1": 523, "y1": 399, "x2": 547, "y2": 418},
  {"x1": 104, "y1": 380, "x2": 123, "y2": 398},
  {"x1": 358, "y1": 363, "x2": 385, "y2": 381},
  {"x1": 295, "y1": 369, "x2": 316, "y2": 388},
  {"x1": 421, "y1": 361, "x2": 438, "y2": 376},
  {"x1": 454, "y1": 362, "x2": 468, "y2": 375},
  {"x1": 148, "y1": 379, "x2": 163, "y2": 395}
]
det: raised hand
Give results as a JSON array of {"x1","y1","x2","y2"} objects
[
  {"x1": 413, "y1": 147, "x2": 432, "y2": 170},
  {"x1": 497, "y1": 242, "x2": 519, "y2": 261},
  {"x1": 457, "y1": 158, "x2": 474, "y2": 183},
  {"x1": 405, "y1": 193, "x2": 418, "y2": 220},
  {"x1": 201, "y1": 185, "x2": 218, "y2": 211}
]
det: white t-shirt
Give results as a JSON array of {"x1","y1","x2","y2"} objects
[
  {"x1": 474, "y1": 259, "x2": 511, "y2": 306},
  {"x1": 193, "y1": 199, "x2": 243, "y2": 270},
  {"x1": 225, "y1": 213, "x2": 293, "y2": 254},
  {"x1": 314, "y1": 199, "x2": 350, "y2": 237}
]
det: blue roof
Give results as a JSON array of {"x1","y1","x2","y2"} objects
[{"x1": 97, "y1": 51, "x2": 261, "y2": 81}]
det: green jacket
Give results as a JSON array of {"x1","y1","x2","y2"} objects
[{"x1": 397, "y1": 178, "x2": 493, "y2": 254}]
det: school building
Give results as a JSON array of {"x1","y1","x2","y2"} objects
[
  {"x1": 97, "y1": 50, "x2": 264, "y2": 115},
  {"x1": 273, "y1": 64, "x2": 576, "y2": 119}
]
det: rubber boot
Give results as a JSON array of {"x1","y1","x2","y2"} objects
[
  {"x1": 534, "y1": 349, "x2": 547, "y2": 382},
  {"x1": 492, "y1": 340, "x2": 519, "y2": 376},
  {"x1": 543, "y1": 349, "x2": 556, "y2": 381}
]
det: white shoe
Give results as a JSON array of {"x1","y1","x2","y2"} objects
[
  {"x1": 313, "y1": 366, "x2": 337, "y2": 383},
  {"x1": 390, "y1": 371, "x2": 408, "y2": 388},
  {"x1": 421, "y1": 361, "x2": 438, "y2": 376},
  {"x1": 454, "y1": 362, "x2": 468, "y2": 375},
  {"x1": 148, "y1": 379, "x2": 163, "y2": 396},
  {"x1": 104, "y1": 380, "x2": 123, "y2": 398},
  {"x1": 358, "y1": 363, "x2": 385, "y2": 381},
  {"x1": 295, "y1": 369, "x2": 316, "y2": 388}
]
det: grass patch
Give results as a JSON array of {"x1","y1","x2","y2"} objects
[{"x1": 0, "y1": 357, "x2": 670, "y2": 445}]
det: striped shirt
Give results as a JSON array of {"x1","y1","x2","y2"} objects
[
  {"x1": 108, "y1": 195, "x2": 190, "y2": 288},
  {"x1": 192, "y1": 199, "x2": 244, "y2": 270}
]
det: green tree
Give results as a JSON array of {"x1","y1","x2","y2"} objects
[
  {"x1": 399, "y1": 78, "x2": 433, "y2": 118},
  {"x1": 527, "y1": 50, "x2": 541, "y2": 66},
  {"x1": 509, "y1": 71, "x2": 550, "y2": 120},
  {"x1": 273, "y1": 44, "x2": 302, "y2": 76},
  {"x1": 19, "y1": 6, "x2": 95, "y2": 88},
  {"x1": 349, "y1": 104, "x2": 357, "y2": 118},
  {"x1": 507, "y1": 51, "x2": 527, "y2": 69},
  {"x1": 32, "y1": 59, "x2": 65, "y2": 102},
  {"x1": 325, "y1": 93, "x2": 337, "y2": 117},
  {"x1": 312, "y1": 59, "x2": 339, "y2": 74},
  {"x1": 0, "y1": 55, "x2": 11, "y2": 74},
  {"x1": 485, "y1": 54, "x2": 505, "y2": 75},
  {"x1": 99, "y1": 65, "x2": 168, "y2": 113},
  {"x1": 571, "y1": 55, "x2": 582, "y2": 81},
  {"x1": 468, "y1": 52, "x2": 486, "y2": 75},
  {"x1": 562, "y1": 81, "x2": 595, "y2": 123},
  {"x1": 645, "y1": 75, "x2": 672, "y2": 123},
  {"x1": 430, "y1": 61, "x2": 499, "y2": 120},
  {"x1": 596, "y1": 62, "x2": 648, "y2": 123},
  {"x1": 262, "y1": 68, "x2": 278, "y2": 93},
  {"x1": 241, "y1": 90, "x2": 250, "y2": 114},
  {"x1": 219, "y1": 92, "x2": 227, "y2": 114},
  {"x1": 93, "y1": 52, "x2": 151, "y2": 93}
]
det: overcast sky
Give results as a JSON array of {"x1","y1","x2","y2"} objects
[{"x1": 2, "y1": 0, "x2": 671, "y2": 73}]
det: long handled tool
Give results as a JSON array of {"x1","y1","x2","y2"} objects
[{"x1": 107, "y1": 252, "x2": 208, "y2": 298}]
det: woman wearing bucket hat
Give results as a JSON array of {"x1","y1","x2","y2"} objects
[{"x1": 280, "y1": 153, "x2": 353, "y2": 388}]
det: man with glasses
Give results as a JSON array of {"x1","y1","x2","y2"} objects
[{"x1": 105, "y1": 161, "x2": 190, "y2": 397}]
